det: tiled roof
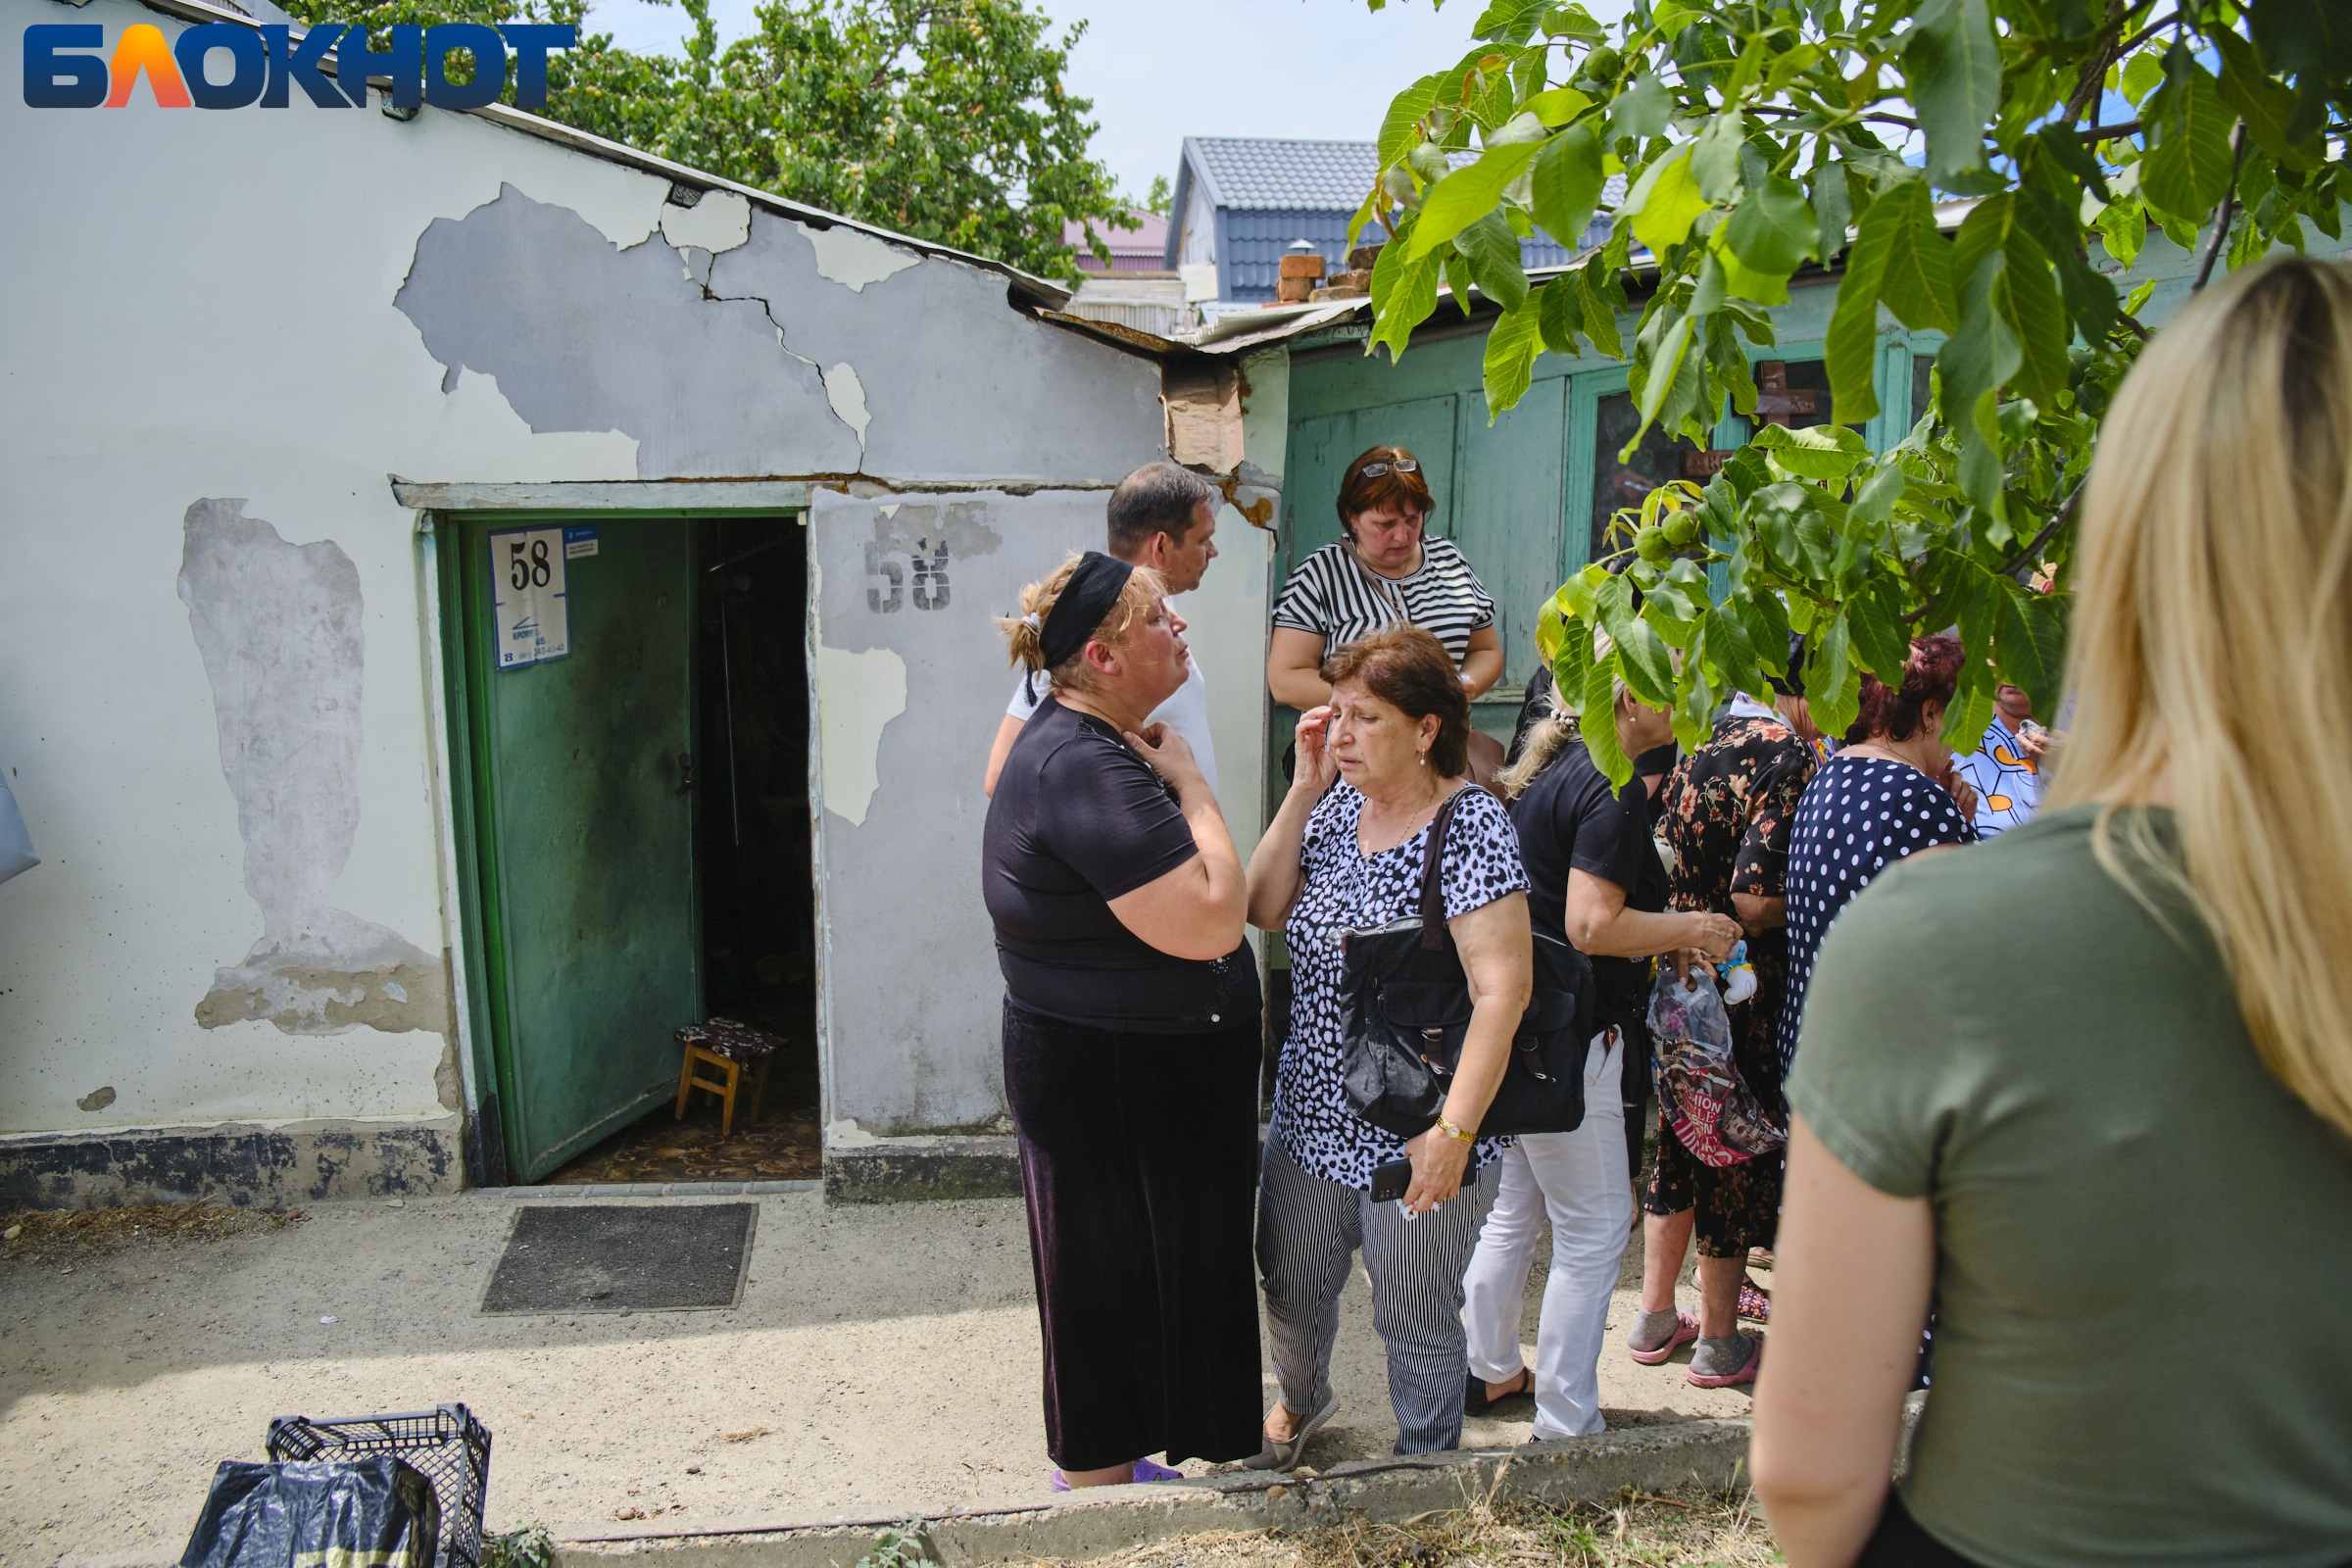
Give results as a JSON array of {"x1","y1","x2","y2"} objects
[
  {"x1": 1062, "y1": 211, "x2": 1167, "y2": 263},
  {"x1": 1188, "y1": 139, "x2": 1383, "y2": 211}
]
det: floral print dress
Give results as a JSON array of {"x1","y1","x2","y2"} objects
[{"x1": 1646, "y1": 712, "x2": 1817, "y2": 1253}]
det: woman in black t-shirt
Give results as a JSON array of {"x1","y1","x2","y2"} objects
[
  {"x1": 982, "y1": 552, "x2": 1262, "y2": 1491},
  {"x1": 1460, "y1": 671, "x2": 1739, "y2": 1440}
]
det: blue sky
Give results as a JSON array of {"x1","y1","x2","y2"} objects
[{"x1": 578, "y1": 0, "x2": 1546, "y2": 204}]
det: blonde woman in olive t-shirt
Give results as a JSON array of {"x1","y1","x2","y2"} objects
[{"x1": 1752, "y1": 258, "x2": 2352, "y2": 1567}]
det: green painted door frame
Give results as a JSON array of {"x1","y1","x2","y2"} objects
[
  {"x1": 434, "y1": 508, "x2": 802, "y2": 1183},
  {"x1": 1275, "y1": 320, "x2": 1939, "y2": 828}
]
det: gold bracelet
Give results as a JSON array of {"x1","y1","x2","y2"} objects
[{"x1": 1435, "y1": 1115, "x2": 1474, "y2": 1144}]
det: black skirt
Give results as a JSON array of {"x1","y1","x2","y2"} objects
[{"x1": 1002, "y1": 995, "x2": 1264, "y2": 1471}]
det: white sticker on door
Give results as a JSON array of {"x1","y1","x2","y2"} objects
[{"x1": 490, "y1": 526, "x2": 569, "y2": 668}]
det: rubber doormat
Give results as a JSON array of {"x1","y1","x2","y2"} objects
[{"x1": 481, "y1": 1203, "x2": 757, "y2": 1314}]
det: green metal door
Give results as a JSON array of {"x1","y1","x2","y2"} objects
[
  {"x1": 458, "y1": 518, "x2": 701, "y2": 1180},
  {"x1": 1283, "y1": 392, "x2": 1461, "y2": 569}
]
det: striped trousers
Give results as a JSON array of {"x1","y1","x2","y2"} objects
[{"x1": 1256, "y1": 1131, "x2": 1500, "y2": 1454}]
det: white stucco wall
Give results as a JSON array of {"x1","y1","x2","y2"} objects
[{"x1": 0, "y1": 0, "x2": 1165, "y2": 1158}]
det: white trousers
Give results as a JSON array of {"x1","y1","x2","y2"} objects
[{"x1": 1460, "y1": 1030, "x2": 1632, "y2": 1440}]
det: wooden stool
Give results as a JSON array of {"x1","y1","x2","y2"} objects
[{"x1": 673, "y1": 1017, "x2": 781, "y2": 1138}]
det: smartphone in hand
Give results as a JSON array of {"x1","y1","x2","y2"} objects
[{"x1": 1370, "y1": 1155, "x2": 1413, "y2": 1204}]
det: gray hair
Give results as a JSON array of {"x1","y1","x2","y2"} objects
[{"x1": 1107, "y1": 462, "x2": 1217, "y2": 556}]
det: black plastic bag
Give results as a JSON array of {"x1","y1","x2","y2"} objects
[{"x1": 180, "y1": 1456, "x2": 440, "y2": 1568}]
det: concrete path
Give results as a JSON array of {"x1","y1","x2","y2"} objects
[{"x1": 0, "y1": 1190, "x2": 1751, "y2": 1566}]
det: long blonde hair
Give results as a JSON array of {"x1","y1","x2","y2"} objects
[
  {"x1": 995, "y1": 553, "x2": 1165, "y2": 699},
  {"x1": 2049, "y1": 256, "x2": 2352, "y2": 1138}
]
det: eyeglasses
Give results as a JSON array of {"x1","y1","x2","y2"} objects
[{"x1": 1355, "y1": 458, "x2": 1419, "y2": 478}]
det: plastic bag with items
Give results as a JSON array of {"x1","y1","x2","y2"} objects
[
  {"x1": 1646, "y1": 965, "x2": 1785, "y2": 1168},
  {"x1": 178, "y1": 1456, "x2": 439, "y2": 1568}
]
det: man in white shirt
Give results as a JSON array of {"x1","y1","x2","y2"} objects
[{"x1": 983, "y1": 463, "x2": 1223, "y2": 797}]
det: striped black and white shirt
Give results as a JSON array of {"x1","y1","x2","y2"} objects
[{"x1": 1270, "y1": 536, "x2": 1496, "y2": 668}]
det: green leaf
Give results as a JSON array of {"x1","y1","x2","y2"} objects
[
  {"x1": 2141, "y1": 54, "x2": 2236, "y2": 223},
  {"x1": 1577, "y1": 258, "x2": 1626, "y2": 358},
  {"x1": 1847, "y1": 576, "x2": 1912, "y2": 681},
  {"x1": 1940, "y1": 250, "x2": 2022, "y2": 518},
  {"x1": 1809, "y1": 154, "x2": 1853, "y2": 262},
  {"x1": 1370, "y1": 220, "x2": 1442, "y2": 361},
  {"x1": 1536, "y1": 582, "x2": 1579, "y2": 668},
  {"x1": 1823, "y1": 197, "x2": 1893, "y2": 424},
  {"x1": 1942, "y1": 648, "x2": 1996, "y2": 751},
  {"x1": 1629, "y1": 310, "x2": 1698, "y2": 448},
  {"x1": 1808, "y1": 612, "x2": 1865, "y2": 740},
  {"x1": 1628, "y1": 148, "x2": 1708, "y2": 256},
  {"x1": 2213, "y1": 29, "x2": 2305, "y2": 167},
  {"x1": 1751, "y1": 481, "x2": 1838, "y2": 577},
  {"x1": 1409, "y1": 140, "x2": 1543, "y2": 258},
  {"x1": 1379, "y1": 73, "x2": 1446, "y2": 168},
  {"x1": 1531, "y1": 122, "x2": 1605, "y2": 248},
  {"x1": 1537, "y1": 275, "x2": 1583, "y2": 355},
  {"x1": 1723, "y1": 175, "x2": 1819, "y2": 277},
  {"x1": 1593, "y1": 572, "x2": 1677, "y2": 706},
  {"x1": 1903, "y1": 0, "x2": 2000, "y2": 187},
  {"x1": 1993, "y1": 226, "x2": 2069, "y2": 408},
  {"x1": 1877, "y1": 179, "x2": 1958, "y2": 331},
  {"x1": 1455, "y1": 211, "x2": 1531, "y2": 312},
  {"x1": 1521, "y1": 85, "x2": 1592, "y2": 126},
  {"x1": 1474, "y1": 0, "x2": 1549, "y2": 44},
  {"x1": 1850, "y1": 462, "x2": 1907, "y2": 529},
  {"x1": 2245, "y1": 0, "x2": 2352, "y2": 139},
  {"x1": 1581, "y1": 651, "x2": 1634, "y2": 786},
  {"x1": 2118, "y1": 50, "x2": 2166, "y2": 107},
  {"x1": 1701, "y1": 601, "x2": 1768, "y2": 698},
  {"x1": 1483, "y1": 300, "x2": 1544, "y2": 416},
  {"x1": 1690, "y1": 113, "x2": 1746, "y2": 205},
  {"x1": 2098, "y1": 200, "x2": 2146, "y2": 269},
  {"x1": 1993, "y1": 578, "x2": 2067, "y2": 720},
  {"x1": 1611, "y1": 72, "x2": 1672, "y2": 140},
  {"x1": 1753, "y1": 423, "x2": 1871, "y2": 480}
]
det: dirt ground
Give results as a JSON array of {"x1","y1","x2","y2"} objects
[
  {"x1": 0, "y1": 1191, "x2": 1753, "y2": 1566},
  {"x1": 1054, "y1": 1491, "x2": 1780, "y2": 1568}
]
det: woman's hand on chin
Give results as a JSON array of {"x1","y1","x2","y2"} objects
[{"x1": 1400, "y1": 1126, "x2": 1469, "y2": 1212}]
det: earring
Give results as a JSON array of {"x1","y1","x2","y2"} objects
[{"x1": 1418, "y1": 753, "x2": 1429, "y2": 766}]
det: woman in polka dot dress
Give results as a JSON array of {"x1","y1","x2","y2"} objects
[{"x1": 1779, "y1": 635, "x2": 1981, "y2": 1078}]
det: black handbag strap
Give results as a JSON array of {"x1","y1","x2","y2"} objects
[{"x1": 1417, "y1": 788, "x2": 1470, "y2": 952}]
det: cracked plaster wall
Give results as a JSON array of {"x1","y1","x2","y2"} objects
[
  {"x1": 393, "y1": 183, "x2": 1165, "y2": 485},
  {"x1": 0, "y1": 0, "x2": 1170, "y2": 1154},
  {"x1": 1, "y1": 0, "x2": 649, "y2": 1141},
  {"x1": 810, "y1": 489, "x2": 1102, "y2": 1133}
]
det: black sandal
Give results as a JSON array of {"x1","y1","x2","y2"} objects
[{"x1": 1463, "y1": 1365, "x2": 1536, "y2": 1415}]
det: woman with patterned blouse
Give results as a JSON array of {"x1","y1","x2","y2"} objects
[
  {"x1": 1245, "y1": 625, "x2": 1534, "y2": 1466},
  {"x1": 1631, "y1": 691, "x2": 1818, "y2": 1388}
]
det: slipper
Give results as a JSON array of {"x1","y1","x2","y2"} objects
[
  {"x1": 1627, "y1": 1306, "x2": 1700, "y2": 1365},
  {"x1": 1688, "y1": 1333, "x2": 1763, "y2": 1389},
  {"x1": 1463, "y1": 1365, "x2": 1536, "y2": 1415},
  {"x1": 1738, "y1": 1280, "x2": 1772, "y2": 1323},
  {"x1": 1049, "y1": 1457, "x2": 1185, "y2": 1492},
  {"x1": 1244, "y1": 1391, "x2": 1341, "y2": 1472}
]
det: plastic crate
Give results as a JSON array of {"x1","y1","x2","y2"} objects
[{"x1": 266, "y1": 1403, "x2": 491, "y2": 1568}]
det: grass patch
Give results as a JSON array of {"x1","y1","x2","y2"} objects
[{"x1": 0, "y1": 1200, "x2": 304, "y2": 1263}]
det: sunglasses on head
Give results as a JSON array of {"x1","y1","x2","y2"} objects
[{"x1": 1356, "y1": 458, "x2": 1419, "y2": 478}]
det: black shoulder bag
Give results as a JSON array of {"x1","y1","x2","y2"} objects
[{"x1": 1339, "y1": 791, "x2": 1594, "y2": 1139}]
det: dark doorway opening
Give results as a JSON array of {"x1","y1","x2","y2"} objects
[{"x1": 545, "y1": 516, "x2": 821, "y2": 1184}]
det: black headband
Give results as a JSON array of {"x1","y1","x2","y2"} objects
[{"x1": 1039, "y1": 551, "x2": 1134, "y2": 674}]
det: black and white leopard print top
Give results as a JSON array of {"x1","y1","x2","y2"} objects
[{"x1": 1273, "y1": 780, "x2": 1532, "y2": 1190}]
